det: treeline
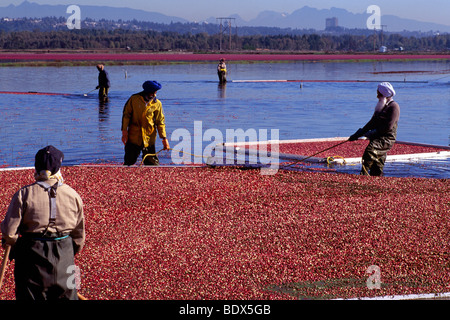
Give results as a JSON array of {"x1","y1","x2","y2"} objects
[
  {"x1": 0, "y1": 17, "x2": 321, "y2": 37},
  {"x1": 0, "y1": 16, "x2": 442, "y2": 38},
  {"x1": 1, "y1": 28, "x2": 449, "y2": 52}
]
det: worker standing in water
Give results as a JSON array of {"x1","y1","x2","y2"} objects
[
  {"x1": 96, "y1": 64, "x2": 110, "y2": 101},
  {"x1": 217, "y1": 58, "x2": 227, "y2": 84},
  {"x1": 121, "y1": 81, "x2": 170, "y2": 166},
  {"x1": 348, "y1": 82, "x2": 400, "y2": 176}
]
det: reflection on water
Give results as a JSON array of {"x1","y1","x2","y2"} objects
[
  {"x1": 218, "y1": 82, "x2": 227, "y2": 99},
  {"x1": 98, "y1": 98, "x2": 110, "y2": 126},
  {"x1": 0, "y1": 60, "x2": 448, "y2": 178}
]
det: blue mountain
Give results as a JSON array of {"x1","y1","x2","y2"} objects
[{"x1": 0, "y1": 1, "x2": 188, "y2": 24}]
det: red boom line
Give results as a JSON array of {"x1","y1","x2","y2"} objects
[{"x1": 0, "y1": 91, "x2": 71, "y2": 96}]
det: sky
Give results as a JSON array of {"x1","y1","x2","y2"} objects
[{"x1": 2, "y1": 0, "x2": 450, "y2": 26}]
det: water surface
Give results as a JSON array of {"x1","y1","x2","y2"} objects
[{"x1": 0, "y1": 60, "x2": 448, "y2": 178}]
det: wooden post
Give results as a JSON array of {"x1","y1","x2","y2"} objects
[{"x1": 0, "y1": 245, "x2": 11, "y2": 292}]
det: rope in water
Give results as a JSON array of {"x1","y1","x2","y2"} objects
[
  {"x1": 141, "y1": 143, "x2": 354, "y2": 172},
  {"x1": 326, "y1": 156, "x2": 347, "y2": 165},
  {"x1": 140, "y1": 148, "x2": 215, "y2": 166},
  {"x1": 280, "y1": 140, "x2": 350, "y2": 170},
  {"x1": 0, "y1": 91, "x2": 71, "y2": 96}
]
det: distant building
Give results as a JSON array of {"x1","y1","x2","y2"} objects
[{"x1": 325, "y1": 17, "x2": 338, "y2": 29}]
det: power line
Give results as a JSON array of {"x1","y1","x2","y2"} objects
[{"x1": 216, "y1": 17, "x2": 236, "y2": 51}]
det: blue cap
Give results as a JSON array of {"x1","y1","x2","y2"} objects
[{"x1": 142, "y1": 81, "x2": 162, "y2": 93}]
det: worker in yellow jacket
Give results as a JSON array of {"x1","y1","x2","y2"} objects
[{"x1": 121, "y1": 81, "x2": 170, "y2": 165}]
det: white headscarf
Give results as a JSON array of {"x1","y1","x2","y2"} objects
[{"x1": 377, "y1": 82, "x2": 396, "y2": 98}]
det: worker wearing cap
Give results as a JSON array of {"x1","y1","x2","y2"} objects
[
  {"x1": 349, "y1": 82, "x2": 400, "y2": 176},
  {"x1": 96, "y1": 64, "x2": 110, "y2": 100},
  {"x1": 1, "y1": 145, "x2": 85, "y2": 300},
  {"x1": 121, "y1": 81, "x2": 170, "y2": 165}
]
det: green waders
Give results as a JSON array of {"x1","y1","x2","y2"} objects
[{"x1": 361, "y1": 127, "x2": 397, "y2": 176}]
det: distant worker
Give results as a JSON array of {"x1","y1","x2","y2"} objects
[
  {"x1": 1, "y1": 145, "x2": 85, "y2": 300},
  {"x1": 121, "y1": 81, "x2": 170, "y2": 166},
  {"x1": 217, "y1": 58, "x2": 227, "y2": 83},
  {"x1": 348, "y1": 82, "x2": 400, "y2": 176},
  {"x1": 96, "y1": 64, "x2": 110, "y2": 100}
]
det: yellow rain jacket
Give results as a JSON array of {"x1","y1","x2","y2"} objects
[{"x1": 121, "y1": 93, "x2": 167, "y2": 148}]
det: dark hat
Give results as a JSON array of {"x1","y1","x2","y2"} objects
[
  {"x1": 35, "y1": 145, "x2": 64, "y2": 174},
  {"x1": 142, "y1": 81, "x2": 162, "y2": 93}
]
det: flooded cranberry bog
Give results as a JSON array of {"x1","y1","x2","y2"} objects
[
  {"x1": 228, "y1": 138, "x2": 450, "y2": 174},
  {"x1": 0, "y1": 138, "x2": 449, "y2": 301},
  {"x1": 0, "y1": 53, "x2": 449, "y2": 302},
  {"x1": 0, "y1": 164, "x2": 448, "y2": 301}
]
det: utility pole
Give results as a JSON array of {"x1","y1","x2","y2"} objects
[
  {"x1": 380, "y1": 25, "x2": 387, "y2": 47},
  {"x1": 373, "y1": 25, "x2": 387, "y2": 51},
  {"x1": 217, "y1": 17, "x2": 235, "y2": 51}
]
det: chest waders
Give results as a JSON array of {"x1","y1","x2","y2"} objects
[
  {"x1": 14, "y1": 181, "x2": 77, "y2": 300},
  {"x1": 361, "y1": 100, "x2": 397, "y2": 176}
]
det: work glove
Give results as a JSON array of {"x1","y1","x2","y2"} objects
[
  {"x1": 364, "y1": 129, "x2": 378, "y2": 140},
  {"x1": 348, "y1": 128, "x2": 365, "y2": 141}
]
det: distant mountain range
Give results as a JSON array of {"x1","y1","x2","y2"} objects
[
  {"x1": 0, "y1": 1, "x2": 189, "y2": 24},
  {"x1": 213, "y1": 7, "x2": 450, "y2": 33},
  {"x1": 1, "y1": 1, "x2": 450, "y2": 33}
]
